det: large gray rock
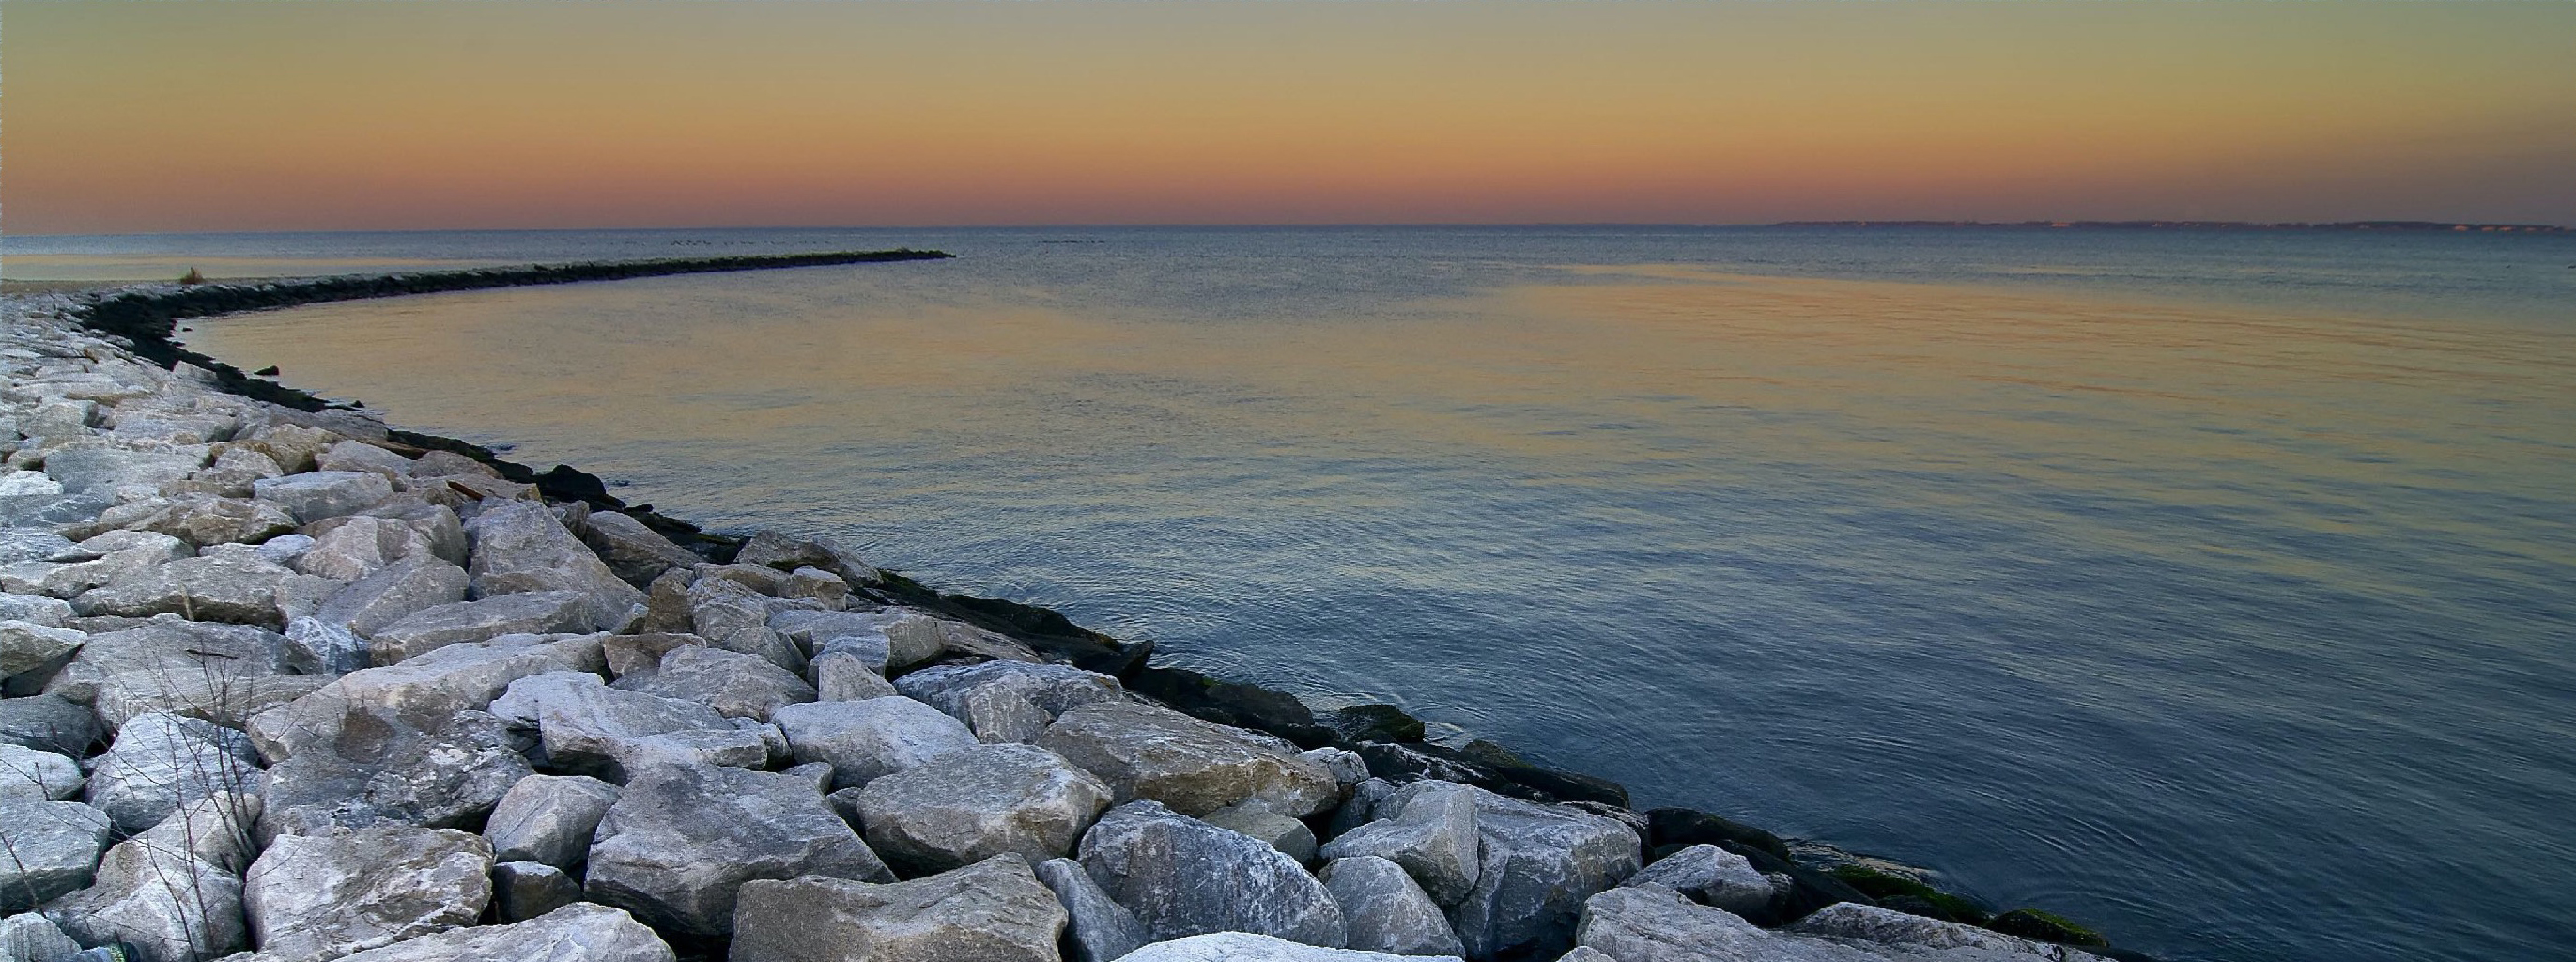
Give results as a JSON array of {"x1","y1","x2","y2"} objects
[
  {"x1": 483, "y1": 773, "x2": 620, "y2": 870},
  {"x1": 813, "y1": 652, "x2": 899, "y2": 702},
  {"x1": 1036, "y1": 700, "x2": 1338, "y2": 818},
  {"x1": 328, "y1": 903, "x2": 672, "y2": 962},
  {"x1": 1625, "y1": 844, "x2": 1778, "y2": 921},
  {"x1": 575, "y1": 511, "x2": 701, "y2": 587},
  {"x1": 854, "y1": 742, "x2": 1113, "y2": 873},
  {"x1": 782, "y1": 566, "x2": 851, "y2": 610},
  {"x1": 367, "y1": 591, "x2": 593, "y2": 665},
  {"x1": 0, "y1": 530, "x2": 188, "y2": 600},
  {"x1": 766, "y1": 610, "x2": 888, "y2": 668},
  {"x1": 295, "y1": 515, "x2": 441, "y2": 582},
  {"x1": 72, "y1": 551, "x2": 299, "y2": 627},
  {"x1": 685, "y1": 578, "x2": 805, "y2": 674},
  {"x1": 43, "y1": 616, "x2": 289, "y2": 705},
  {"x1": 255, "y1": 708, "x2": 532, "y2": 845},
  {"x1": 489, "y1": 672, "x2": 771, "y2": 781},
  {"x1": 612, "y1": 643, "x2": 814, "y2": 721},
  {"x1": 0, "y1": 799, "x2": 113, "y2": 910},
  {"x1": 0, "y1": 693, "x2": 100, "y2": 755},
  {"x1": 254, "y1": 472, "x2": 395, "y2": 524},
  {"x1": 0, "y1": 620, "x2": 84, "y2": 679},
  {"x1": 1077, "y1": 799, "x2": 1346, "y2": 946},
  {"x1": 773, "y1": 697, "x2": 979, "y2": 791},
  {"x1": 1578, "y1": 887, "x2": 1918, "y2": 962},
  {"x1": 871, "y1": 609, "x2": 1041, "y2": 670},
  {"x1": 729, "y1": 854, "x2": 1066, "y2": 962},
  {"x1": 1034, "y1": 857, "x2": 1149, "y2": 962},
  {"x1": 0, "y1": 743, "x2": 83, "y2": 800},
  {"x1": 284, "y1": 616, "x2": 370, "y2": 675},
  {"x1": 492, "y1": 860, "x2": 583, "y2": 923},
  {"x1": 48, "y1": 793, "x2": 262, "y2": 962},
  {"x1": 66, "y1": 494, "x2": 299, "y2": 549},
  {"x1": 315, "y1": 440, "x2": 414, "y2": 479},
  {"x1": 1112, "y1": 933, "x2": 1447, "y2": 962},
  {"x1": 0, "y1": 912, "x2": 82, "y2": 962},
  {"x1": 1434, "y1": 784, "x2": 1640, "y2": 961},
  {"x1": 0, "y1": 593, "x2": 74, "y2": 628},
  {"x1": 464, "y1": 502, "x2": 643, "y2": 631},
  {"x1": 1319, "y1": 857, "x2": 1465, "y2": 957},
  {"x1": 1204, "y1": 799, "x2": 1319, "y2": 865},
  {"x1": 91, "y1": 669, "x2": 334, "y2": 732},
  {"x1": 1787, "y1": 902, "x2": 2104, "y2": 960},
  {"x1": 583, "y1": 761, "x2": 892, "y2": 936},
  {"x1": 43, "y1": 444, "x2": 208, "y2": 497},
  {"x1": 895, "y1": 660, "x2": 1126, "y2": 744},
  {"x1": 86, "y1": 711, "x2": 264, "y2": 831},
  {"x1": 245, "y1": 631, "x2": 606, "y2": 762},
  {"x1": 346, "y1": 499, "x2": 468, "y2": 567},
  {"x1": 1318, "y1": 781, "x2": 1481, "y2": 905},
  {"x1": 242, "y1": 827, "x2": 494, "y2": 962}
]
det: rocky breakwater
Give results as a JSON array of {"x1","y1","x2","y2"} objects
[{"x1": 0, "y1": 287, "x2": 2154, "y2": 962}]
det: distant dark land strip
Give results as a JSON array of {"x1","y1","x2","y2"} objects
[
  {"x1": 1776, "y1": 219, "x2": 2570, "y2": 233},
  {"x1": 78, "y1": 248, "x2": 952, "y2": 416}
]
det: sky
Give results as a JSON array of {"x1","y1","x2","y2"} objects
[{"x1": 6, "y1": 2, "x2": 2574, "y2": 234}]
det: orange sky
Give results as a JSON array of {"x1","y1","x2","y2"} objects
[{"x1": 7, "y1": 2, "x2": 2573, "y2": 234}]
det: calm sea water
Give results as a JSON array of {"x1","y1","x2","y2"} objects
[{"x1": 12, "y1": 226, "x2": 2575, "y2": 962}]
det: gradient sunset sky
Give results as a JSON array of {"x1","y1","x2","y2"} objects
[{"x1": 8, "y1": 2, "x2": 2573, "y2": 234}]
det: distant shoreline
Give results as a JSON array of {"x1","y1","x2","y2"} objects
[{"x1": 1773, "y1": 219, "x2": 2571, "y2": 234}]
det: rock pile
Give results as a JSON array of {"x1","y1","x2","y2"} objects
[{"x1": 0, "y1": 291, "x2": 2142, "y2": 962}]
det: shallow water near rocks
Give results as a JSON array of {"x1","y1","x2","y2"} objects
[{"x1": 28, "y1": 225, "x2": 2576, "y2": 962}]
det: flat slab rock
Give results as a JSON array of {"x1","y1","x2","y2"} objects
[
  {"x1": 730, "y1": 854, "x2": 1069, "y2": 962},
  {"x1": 1035, "y1": 699, "x2": 1338, "y2": 818},
  {"x1": 584, "y1": 760, "x2": 893, "y2": 936},
  {"x1": 243, "y1": 826, "x2": 496, "y2": 962},
  {"x1": 326, "y1": 902, "x2": 674, "y2": 962},
  {"x1": 773, "y1": 696, "x2": 979, "y2": 791},
  {"x1": 490, "y1": 671, "x2": 771, "y2": 781},
  {"x1": 854, "y1": 741, "x2": 1113, "y2": 874}
]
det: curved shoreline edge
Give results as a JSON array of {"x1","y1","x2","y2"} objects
[{"x1": 18, "y1": 255, "x2": 2159, "y2": 961}]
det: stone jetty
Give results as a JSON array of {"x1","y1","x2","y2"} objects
[{"x1": 0, "y1": 277, "x2": 2150, "y2": 962}]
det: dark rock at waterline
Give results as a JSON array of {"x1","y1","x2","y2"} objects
[
  {"x1": 1649, "y1": 838, "x2": 1873, "y2": 925},
  {"x1": 1646, "y1": 807, "x2": 1791, "y2": 861},
  {"x1": 1129, "y1": 665, "x2": 1336, "y2": 749},
  {"x1": 1324, "y1": 704, "x2": 1424, "y2": 745},
  {"x1": 1988, "y1": 908, "x2": 2113, "y2": 948},
  {"x1": 254, "y1": 365, "x2": 281, "y2": 376},
  {"x1": 1354, "y1": 740, "x2": 1629, "y2": 809}
]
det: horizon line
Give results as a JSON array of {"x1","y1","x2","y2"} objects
[{"x1": 8, "y1": 219, "x2": 2573, "y2": 240}]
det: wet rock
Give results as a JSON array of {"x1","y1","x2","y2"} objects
[
  {"x1": 255, "y1": 471, "x2": 395, "y2": 523},
  {"x1": 1077, "y1": 799, "x2": 1346, "y2": 946},
  {"x1": 315, "y1": 440, "x2": 415, "y2": 479},
  {"x1": 48, "y1": 793, "x2": 262, "y2": 962},
  {"x1": 730, "y1": 854, "x2": 1068, "y2": 962},
  {"x1": 71, "y1": 551, "x2": 298, "y2": 626},
  {"x1": 86, "y1": 711, "x2": 264, "y2": 831},
  {"x1": 612, "y1": 643, "x2": 814, "y2": 721},
  {"x1": 773, "y1": 697, "x2": 979, "y2": 790},
  {"x1": 1204, "y1": 799, "x2": 1319, "y2": 865},
  {"x1": 367, "y1": 591, "x2": 593, "y2": 665},
  {"x1": 1318, "y1": 781, "x2": 1480, "y2": 905},
  {"x1": 0, "y1": 743, "x2": 83, "y2": 799},
  {"x1": 91, "y1": 669, "x2": 334, "y2": 732},
  {"x1": 65, "y1": 494, "x2": 299, "y2": 548},
  {"x1": 1325, "y1": 705, "x2": 1426, "y2": 745},
  {"x1": 0, "y1": 693, "x2": 101, "y2": 754},
  {"x1": 1355, "y1": 742, "x2": 1630, "y2": 810},
  {"x1": 813, "y1": 651, "x2": 900, "y2": 702},
  {"x1": 1788, "y1": 902, "x2": 2097, "y2": 959},
  {"x1": 896, "y1": 660, "x2": 1127, "y2": 744},
  {"x1": 465, "y1": 502, "x2": 644, "y2": 631},
  {"x1": 1128, "y1": 666, "x2": 1335, "y2": 749},
  {"x1": 325, "y1": 902, "x2": 672, "y2": 962},
  {"x1": 1644, "y1": 807, "x2": 1792, "y2": 862},
  {"x1": 1036, "y1": 700, "x2": 1339, "y2": 817},
  {"x1": 854, "y1": 742, "x2": 1113, "y2": 874},
  {"x1": 246, "y1": 631, "x2": 607, "y2": 762},
  {"x1": 0, "y1": 912, "x2": 82, "y2": 962},
  {"x1": 242, "y1": 826, "x2": 494, "y2": 962},
  {"x1": 492, "y1": 861, "x2": 583, "y2": 923},
  {"x1": 1320, "y1": 856, "x2": 1465, "y2": 957},
  {"x1": 490, "y1": 671, "x2": 769, "y2": 781},
  {"x1": 1116, "y1": 933, "x2": 1461, "y2": 962},
  {"x1": 584, "y1": 761, "x2": 892, "y2": 937},
  {"x1": 255, "y1": 708, "x2": 531, "y2": 845},
  {"x1": 295, "y1": 515, "x2": 442, "y2": 581},
  {"x1": 483, "y1": 773, "x2": 621, "y2": 870},
  {"x1": 575, "y1": 510, "x2": 702, "y2": 587},
  {"x1": 0, "y1": 620, "x2": 84, "y2": 679},
  {"x1": 1035, "y1": 856, "x2": 1149, "y2": 962},
  {"x1": 1626, "y1": 844, "x2": 1778, "y2": 921},
  {"x1": 1428, "y1": 783, "x2": 1640, "y2": 961},
  {"x1": 43, "y1": 616, "x2": 289, "y2": 705},
  {"x1": 0, "y1": 799, "x2": 113, "y2": 909}
]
